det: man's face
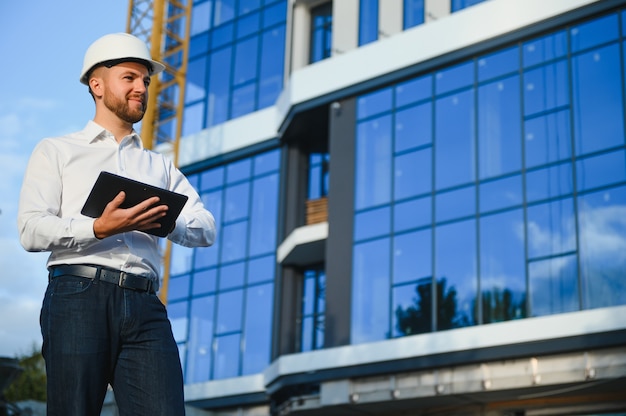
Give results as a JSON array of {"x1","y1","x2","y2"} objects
[{"x1": 101, "y1": 62, "x2": 151, "y2": 124}]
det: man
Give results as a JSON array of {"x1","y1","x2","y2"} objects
[{"x1": 17, "y1": 33, "x2": 216, "y2": 416}]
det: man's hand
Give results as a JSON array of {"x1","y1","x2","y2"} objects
[{"x1": 93, "y1": 191, "x2": 168, "y2": 239}]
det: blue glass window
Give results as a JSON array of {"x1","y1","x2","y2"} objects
[
  {"x1": 308, "y1": 153, "x2": 330, "y2": 199},
  {"x1": 527, "y1": 198, "x2": 576, "y2": 259},
  {"x1": 394, "y1": 102, "x2": 432, "y2": 153},
  {"x1": 436, "y1": 185, "x2": 475, "y2": 223},
  {"x1": 310, "y1": 2, "x2": 333, "y2": 63},
  {"x1": 576, "y1": 149, "x2": 626, "y2": 192},
  {"x1": 359, "y1": 0, "x2": 378, "y2": 46},
  {"x1": 572, "y1": 44, "x2": 624, "y2": 156},
  {"x1": 403, "y1": 0, "x2": 424, "y2": 30},
  {"x1": 478, "y1": 75, "x2": 521, "y2": 179},
  {"x1": 578, "y1": 185, "x2": 626, "y2": 309},
  {"x1": 242, "y1": 283, "x2": 273, "y2": 373},
  {"x1": 524, "y1": 109, "x2": 572, "y2": 168},
  {"x1": 352, "y1": 238, "x2": 391, "y2": 343},
  {"x1": 526, "y1": 163, "x2": 573, "y2": 203},
  {"x1": 435, "y1": 61, "x2": 473, "y2": 95},
  {"x1": 394, "y1": 148, "x2": 431, "y2": 200},
  {"x1": 393, "y1": 196, "x2": 431, "y2": 232},
  {"x1": 301, "y1": 268, "x2": 325, "y2": 352},
  {"x1": 185, "y1": 296, "x2": 214, "y2": 383},
  {"x1": 570, "y1": 13, "x2": 618, "y2": 54},
  {"x1": 354, "y1": 206, "x2": 391, "y2": 242},
  {"x1": 355, "y1": 115, "x2": 392, "y2": 209},
  {"x1": 523, "y1": 59, "x2": 569, "y2": 117},
  {"x1": 529, "y1": 254, "x2": 579, "y2": 317},
  {"x1": 174, "y1": 149, "x2": 280, "y2": 383},
  {"x1": 393, "y1": 230, "x2": 431, "y2": 285},
  {"x1": 351, "y1": 10, "x2": 626, "y2": 347},
  {"x1": 435, "y1": 219, "x2": 477, "y2": 329},
  {"x1": 477, "y1": 46, "x2": 519, "y2": 82},
  {"x1": 480, "y1": 209, "x2": 526, "y2": 323},
  {"x1": 357, "y1": 87, "x2": 393, "y2": 119},
  {"x1": 479, "y1": 175, "x2": 523, "y2": 213},
  {"x1": 435, "y1": 89, "x2": 475, "y2": 189},
  {"x1": 523, "y1": 30, "x2": 567, "y2": 68},
  {"x1": 395, "y1": 75, "x2": 431, "y2": 107},
  {"x1": 451, "y1": 0, "x2": 487, "y2": 12},
  {"x1": 183, "y1": 0, "x2": 286, "y2": 130}
]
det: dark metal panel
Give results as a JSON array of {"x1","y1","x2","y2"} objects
[{"x1": 324, "y1": 98, "x2": 357, "y2": 348}]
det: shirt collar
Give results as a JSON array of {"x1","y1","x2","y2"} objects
[{"x1": 84, "y1": 120, "x2": 144, "y2": 149}]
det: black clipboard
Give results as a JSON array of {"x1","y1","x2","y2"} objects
[{"x1": 81, "y1": 171, "x2": 188, "y2": 237}]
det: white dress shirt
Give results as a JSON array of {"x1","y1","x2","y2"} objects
[{"x1": 18, "y1": 121, "x2": 216, "y2": 282}]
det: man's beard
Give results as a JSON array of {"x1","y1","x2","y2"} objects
[{"x1": 103, "y1": 90, "x2": 146, "y2": 124}]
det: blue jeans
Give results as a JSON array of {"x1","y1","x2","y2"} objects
[{"x1": 40, "y1": 274, "x2": 185, "y2": 416}]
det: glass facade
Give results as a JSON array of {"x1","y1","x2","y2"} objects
[
  {"x1": 168, "y1": 149, "x2": 281, "y2": 383},
  {"x1": 310, "y1": 2, "x2": 333, "y2": 63},
  {"x1": 351, "y1": 10, "x2": 626, "y2": 344},
  {"x1": 358, "y1": 0, "x2": 378, "y2": 46},
  {"x1": 451, "y1": 0, "x2": 488, "y2": 13},
  {"x1": 403, "y1": 0, "x2": 425, "y2": 30},
  {"x1": 300, "y1": 267, "x2": 326, "y2": 351},
  {"x1": 183, "y1": 0, "x2": 287, "y2": 133}
]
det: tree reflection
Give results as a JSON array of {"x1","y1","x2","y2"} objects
[
  {"x1": 481, "y1": 287, "x2": 527, "y2": 323},
  {"x1": 395, "y1": 278, "x2": 526, "y2": 336},
  {"x1": 395, "y1": 278, "x2": 470, "y2": 336}
]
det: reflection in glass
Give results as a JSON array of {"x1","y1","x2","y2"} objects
[
  {"x1": 527, "y1": 198, "x2": 576, "y2": 259},
  {"x1": 186, "y1": 296, "x2": 214, "y2": 383},
  {"x1": 479, "y1": 175, "x2": 522, "y2": 213},
  {"x1": 578, "y1": 186, "x2": 626, "y2": 309},
  {"x1": 242, "y1": 283, "x2": 273, "y2": 374},
  {"x1": 393, "y1": 229, "x2": 431, "y2": 285},
  {"x1": 523, "y1": 30, "x2": 567, "y2": 68},
  {"x1": 478, "y1": 75, "x2": 521, "y2": 178},
  {"x1": 570, "y1": 13, "x2": 618, "y2": 54},
  {"x1": 523, "y1": 59, "x2": 568, "y2": 117},
  {"x1": 524, "y1": 109, "x2": 571, "y2": 168},
  {"x1": 352, "y1": 238, "x2": 391, "y2": 343},
  {"x1": 394, "y1": 148, "x2": 431, "y2": 200},
  {"x1": 436, "y1": 185, "x2": 475, "y2": 223},
  {"x1": 480, "y1": 209, "x2": 526, "y2": 323},
  {"x1": 435, "y1": 89, "x2": 475, "y2": 189},
  {"x1": 572, "y1": 44, "x2": 624, "y2": 156},
  {"x1": 576, "y1": 150, "x2": 626, "y2": 193},
  {"x1": 355, "y1": 115, "x2": 392, "y2": 209},
  {"x1": 394, "y1": 102, "x2": 432, "y2": 152},
  {"x1": 301, "y1": 269, "x2": 325, "y2": 352},
  {"x1": 403, "y1": 0, "x2": 425, "y2": 30},
  {"x1": 529, "y1": 255, "x2": 578, "y2": 317},
  {"x1": 354, "y1": 206, "x2": 391, "y2": 241},
  {"x1": 435, "y1": 219, "x2": 477, "y2": 329},
  {"x1": 214, "y1": 333, "x2": 241, "y2": 379},
  {"x1": 477, "y1": 46, "x2": 518, "y2": 82},
  {"x1": 393, "y1": 196, "x2": 431, "y2": 232},
  {"x1": 525, "y1": 163, "x2": 573, "y2": 203},
  {"x1": 393, "y1": 278, "x2": 432, "y2": 336}
]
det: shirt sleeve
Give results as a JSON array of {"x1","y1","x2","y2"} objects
[
  {"x1": 165, "y1": 161, "x2": 217, "y2": 248},
  {"x1": 17, "y1": 140, "x2": 98, "y2": 252}
]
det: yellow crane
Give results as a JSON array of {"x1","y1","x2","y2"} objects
[{"x1": 126, "y1": 0, "x2": 192, "y2": 303}]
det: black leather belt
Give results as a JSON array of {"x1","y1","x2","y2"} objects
[{"x1": 49, "y1": 264, "x2": 155, "y2": 293}]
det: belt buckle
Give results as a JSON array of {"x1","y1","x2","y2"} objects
[{"x1": 118, "y1": 271, "x2": 129, "y2": 289}]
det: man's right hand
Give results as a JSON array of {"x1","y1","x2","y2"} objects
[{"x1": 93, "y1": 191, "x2": 169, "y2": 239}]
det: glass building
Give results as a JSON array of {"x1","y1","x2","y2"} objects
[{"x1": 125, "y1": 0, "x2": 626, "y2": 414}]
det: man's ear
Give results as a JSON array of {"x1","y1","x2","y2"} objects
[{"x1": 89, "y1": 76, "x2": 103, "y2": 98}]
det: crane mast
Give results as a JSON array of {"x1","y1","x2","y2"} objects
[{"x1": 126, "y1": 0, "x2": 192, "y2": 303}]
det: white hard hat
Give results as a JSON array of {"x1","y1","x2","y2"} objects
[{"x1": 80, "y1": 32, "x2": 165, "y2": 85}]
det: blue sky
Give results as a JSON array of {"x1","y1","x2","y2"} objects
[{"x1": 0, "y1": 0, "x2": 128, "y2": 356}]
